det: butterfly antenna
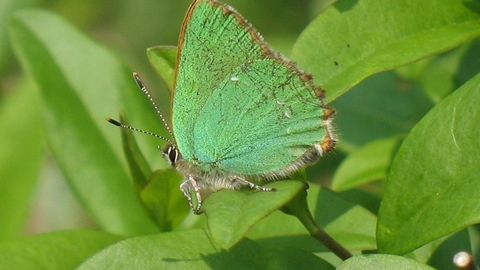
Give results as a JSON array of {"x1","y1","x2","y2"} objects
[
  {"x1": 132, "y1": 72, "x2": 175, "y2": 140},
  {"x1": 106, "y1": 117, "x2": 173, "y2": 144}
]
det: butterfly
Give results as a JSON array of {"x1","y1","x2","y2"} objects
[{"x1": 108, "y1": 0, "x2": 336, "y2": 214}]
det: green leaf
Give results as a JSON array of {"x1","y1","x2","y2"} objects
[
  {"x1": 117, "y1": 113, "x2": 152, "y2": 192},
  {"x1": 403, "y1": 235, "x2": 446, "y2": 264},
  {"x1": 331, "y1": 71, "x2": 432, "y2": 149},
  {"x1": 377, "y1": 72, "x2": 480, "y2": 254},
  {"x1": 140, "y1": 169, "x2": 189, "y2": 231},
  {"x1": 281, "y1": 182, "x2": 354, "y2": 260},
  {"x1": 0, "y1": 229, "x2": 123, "y2": 270},
  {"x1": 248, "y1": 184, "x2": 377, "y2": 253},
  {"x1": 147, "y1": 46, "x2": 177, "y2": 92},
  {"x1": 337, "y1": 254, "x2": 435, "y2": 270},
  {"x1": 427, "y1": 229, "x2": 471, "y2": 269},
  {"x1": 78, "y1": 229, "x2": 333, "y2": 269},
  {"x1": 202, "y1": 180, "x2": 305, "y2": 249},
  {"x1": 291, "y1": 0, "x2": 480, "y2": 102},
  {"x1": 0, "y1": 0, "x2": 34, "y2": 74},
  {"x1": 455, "y1": 37, "x2": 480, "y2": 87},
  {"x1": 0, "y1": 78, "x2": 43, "y2": 239},
  {"x1": 338, "y1": 188, "x2": 381, "y2": 215},
  {"x1": 9, "y1": 10, "x2": 160, "y2": 236},
  {"x1": 419, "y1": 44, "x2": 470, "y2": 103},
  {"x1": 331, "y1": 136, "x2": 404, "y2": 191}
]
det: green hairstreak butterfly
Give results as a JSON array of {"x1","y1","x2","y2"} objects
[{"x1": 108, "y1": 0, "x2": 336, "y2": 214}]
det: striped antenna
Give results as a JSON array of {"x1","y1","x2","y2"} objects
[
  {"x1": 106, "y1": 117, "x2": 173, "y2": 144},
  {"x1": 132, "y1": 72, "x2": 175, "y2": 140},
  {"x1": 105, "y1": 72, "x2": 175, "y2": 145}
]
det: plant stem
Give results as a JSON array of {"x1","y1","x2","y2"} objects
[
  {"x1": 295, "y1": 204, "x2": 352, "y2": 260},
  {"x1": 282, "y1": 184, "x2": 352, "y2": 260}
]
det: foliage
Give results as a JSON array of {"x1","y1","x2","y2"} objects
[{"x1": 1, "y1": 0, "x2": 480, "y2": 268}]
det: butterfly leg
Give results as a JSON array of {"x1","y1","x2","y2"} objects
[
  {"x1": 179, "y1": 179, "x2": 194, "y2": 210},
  {"x1": 231, "y1": 176, "x2": 276, "y2": 192},
  {"x1": 179, "y1": 176, "x2": 203, "y2": 215}
]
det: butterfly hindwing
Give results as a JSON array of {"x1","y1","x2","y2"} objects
[{"x1": 193, "y1": 58, "x2": 326, "y2": 175}]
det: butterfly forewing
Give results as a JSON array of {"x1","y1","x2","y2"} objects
[{"x1": 173, "y1": 0, "x2": 270, "y2": 161}]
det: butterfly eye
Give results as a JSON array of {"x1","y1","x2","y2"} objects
[{"x1": 164, "y1": 143, "x2": 179, "y2": 165}]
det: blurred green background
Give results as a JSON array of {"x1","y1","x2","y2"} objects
[
  {"x1": 2, "y1": 0, "x2": 480, "y2": 241},
  {"x1": 0, "y1": 0, "x2": 336, "y2": 237}
]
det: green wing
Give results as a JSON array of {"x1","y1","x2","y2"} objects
[
  {"x1": 173, "y1": 0, "x2": 328, "y2": 175},
  {"x1": 173, "y1": 0, "x2": 268, "y2": 160},
  {"x1": 193, "y1": 58, "x2": 326, "y2": 175}
]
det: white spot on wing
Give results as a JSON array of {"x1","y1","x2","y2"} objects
[{"x1": 230, "y1": 76, "x2": 239, "y2": 82}]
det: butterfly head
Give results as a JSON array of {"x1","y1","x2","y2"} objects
[{"x1": 162, "y1": 142, "x2": 181, "y2": 167}]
